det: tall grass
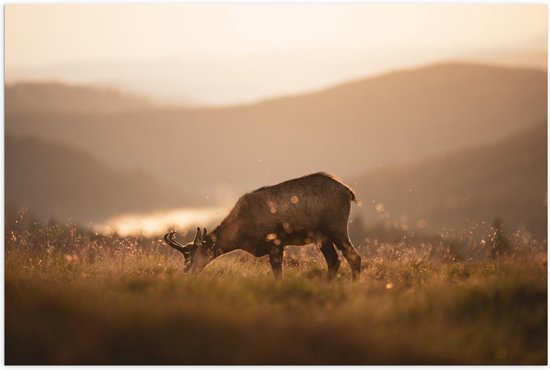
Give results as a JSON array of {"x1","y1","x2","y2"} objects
[{"x1": 5, "y1": 220, "x2": 547, "y2": 364}]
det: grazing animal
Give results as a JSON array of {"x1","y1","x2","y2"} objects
[{"x1": 163, "y1": 172, "x2": 361, "y2": 280}]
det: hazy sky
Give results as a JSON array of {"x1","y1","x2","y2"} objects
[{"x1": 5, "y1": 3, "x2": 548, "y2": 105}]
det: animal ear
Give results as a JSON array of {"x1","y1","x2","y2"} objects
[
  {"x1": 203, "y1": 228, "x2": 208, "y2": 236},
  {"x1": 193, "y1": 227, "x2": 202, "y2": 244}
]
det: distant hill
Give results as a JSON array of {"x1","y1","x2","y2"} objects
[
  {"x1": 5, "y1": 82, "x2": 158, "y2": 115},
  {"x1": 5, "y1": 134, "x2": 198, "y2": 224},
  {"x1": 349, "y1": 123, "x2": 547, "y2": 239},
  {"x1": 6, "y1": 62, "x2": 547, "y2": 198},
  {"x1": 468, "y1": 50, "x2": 547, "y2": 71}
]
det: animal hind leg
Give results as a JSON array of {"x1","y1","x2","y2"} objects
[
  {"x1": 320, "y1": 239, "x2": 341, "y2": 280},
  {"x1": 324, "y1": 215, "x2": 362, "y2": 281},
  {"x1": 332, "y1": 236, "x2": 361, "y2": 281}
]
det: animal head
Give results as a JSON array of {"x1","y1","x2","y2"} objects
[{"x1": 163, "y1": 228, "x2": 217, "y2": 273}]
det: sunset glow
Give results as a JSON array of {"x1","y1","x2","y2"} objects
[
  {"x1": 5, "y1": 3, "x2": 547, "y2": 105},
  {"x1": 5, "y1": 3, "x2": 547, "y2": 364},
  {"x1": 93, "y1": 207, "x2": 229, "y2": 237}
]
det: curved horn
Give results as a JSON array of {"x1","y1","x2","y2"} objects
[
  {"x1": 193, "y1": 227, "x2": 202, "y2": 244},
  {"x1": 163, "y1": 231, "x2": 189, "y2": 254}
]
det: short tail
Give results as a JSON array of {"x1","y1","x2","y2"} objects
[
  {"x1": 340, "y1": 181, "x2": 360, "y2": 206},
  {"x1": 348, "y1": 188, "x2": 361, "y2": 206}
]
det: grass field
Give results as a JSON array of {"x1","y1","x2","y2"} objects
[{"x1": 5, "y1": 222, "x2": 547, "y2": 365}]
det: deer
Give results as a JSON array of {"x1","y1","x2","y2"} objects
[{"x1": 162, "y1": 172, "x2": 361, "y2": 280}]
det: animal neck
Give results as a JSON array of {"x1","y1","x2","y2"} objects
[{"x1": 211, "y1": 223, "x2": 241, "y2": 254}]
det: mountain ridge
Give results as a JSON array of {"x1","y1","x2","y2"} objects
[
  {"x1": 5, "y1": 81, "x2": 163, "y2": 115},
  {"x1": 5, "y1": 133, "x2": 200, "y2": 224},
  {"x1": 6, "y1": 62, "x2": 547, "y2": 198},
  {"x1": 350, "y1": 122, "x2": 547, "y2": 238}
]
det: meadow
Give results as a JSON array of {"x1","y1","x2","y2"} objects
[{"x1": 5, "y1": 218, "x2": 547, "y2": 365}]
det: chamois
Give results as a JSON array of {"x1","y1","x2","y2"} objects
[{"x1": 163, "y1": 172, "x2": 361, "y2": 280}]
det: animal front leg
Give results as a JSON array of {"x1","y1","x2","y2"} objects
[{"x1": 269, "y1": 246, "x2": 284, "y2": 279}]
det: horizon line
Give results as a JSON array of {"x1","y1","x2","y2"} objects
[{"x1": 5, "y1": 57, "x2": 548, "y2": 110}]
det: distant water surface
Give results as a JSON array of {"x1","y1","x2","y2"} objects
[{"x1": 94, "y1": 207, "x2": 229, "y2": 237}]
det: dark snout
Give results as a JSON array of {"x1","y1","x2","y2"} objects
[{"x1": 183, "y1": 258, "x2": 193, "y2": 273}]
